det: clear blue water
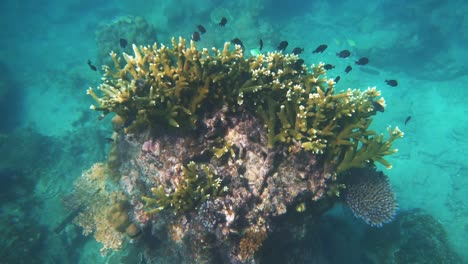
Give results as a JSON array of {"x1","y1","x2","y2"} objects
[{"x1": 1, "y1": 0, "x2": 467, "y2": 263}]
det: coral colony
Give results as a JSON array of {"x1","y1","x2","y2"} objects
[{"x1": 69, "y1": 37, "x2": 403, "y2": 262}]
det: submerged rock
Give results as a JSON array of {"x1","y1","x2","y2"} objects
[{"x1": 361, "y1": 209, "x2": 462, "y2": 264}]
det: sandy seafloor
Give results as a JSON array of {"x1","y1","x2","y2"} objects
[{"x1": 1, "y1": 0, "x2": 467, "y2": 263}]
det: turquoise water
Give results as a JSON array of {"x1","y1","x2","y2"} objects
[{"x1": 1, "y1": 0, "x2": 467, "y2": 263}]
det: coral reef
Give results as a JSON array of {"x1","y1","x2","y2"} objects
[
  {"x1": 0, "y1": 127, "x2": 109, "y2": 263},
  {"x1": 239, "y1": 219, "x2": 268, "y2": 261},
  {"x1": 342, "y1": 165, "x2": 398, "y2": 227},
  {"x1": 63, "y1": 163, "x2": 135, "y2": 255},
  {"x1": 88, "y1": 37, "x2": 401, "y2": 169},
  {"x1": 257, "y1": 208, "x2": 462, "y2": 264},
  {"x1": 78, "y1": 37, "x2": 403, "y2": 262},
  {"x1": 141, "y1": 161, "x2": 223, "y2": 214},
  {"x1": 362, "y1": 209, "x2": 463, "y2": 264}
]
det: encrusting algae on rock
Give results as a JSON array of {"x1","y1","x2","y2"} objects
[{"x1": 73, "y1": 37, "x2": 403, "y2": 262}]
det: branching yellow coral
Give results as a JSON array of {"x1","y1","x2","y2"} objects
[
  {"x1": 142, "y1": 161, "x2": 223, "y2": 214},
  {"x1": 88, "y1": 37, "x2": 401, "y2": 174},
  {"x1": 335, "y1": 126, "x2": 404, "y2": 173}
]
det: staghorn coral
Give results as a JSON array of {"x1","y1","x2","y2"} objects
[
  {"x1": 79, "y1": 37, "x2": 403, "y2": 262},
  {"x1": 141, "y1": 161, "x2": 224, "y2": 214},
  {"x1": 342, "y1": 165, "x2": 398, "y2": 227},
  {"x1": 332, "y1": 125, "x2": 404, "y2": 174},
  {"x1": 87, "y1": 37, "x2": 400, "y2": 170}
]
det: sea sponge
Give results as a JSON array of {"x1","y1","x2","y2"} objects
[{"x1": 342, "y1": 166, "x2": 397, "y2": 227}]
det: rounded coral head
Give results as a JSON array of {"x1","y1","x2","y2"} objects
[{"x1": 343, "y1": 167, "x2": 398, "y2": 227}]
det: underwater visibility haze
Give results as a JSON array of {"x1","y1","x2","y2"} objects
[{"x1": 0, "y1": 0, "x2": 467, "y2": 263}]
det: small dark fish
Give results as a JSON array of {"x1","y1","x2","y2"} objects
[
  {"x1": 192, "y1": 31, "x2": 201, "y2": 42},
  {"x1": 334, "y1": 76, "x2": 341, "y2": 83},
  {"x1": 404, "y1": 116, "x2": 411, "y2": 125},
  {"x1": 385, "y1": 79, "x2": 398, "y2": 87},
  {"x1": 277, "y1": 41, "x2": 288, "y2": 51},
  {"x1": 231, "y1": 38, "x2": 245, "y2": 50},
  {"x1": 219, "y1": 17, "x2": 227, "y2": 26},
  {"x1": 197, "y1": 25, "x2": 206, "y2": 34},
  {"x1": 345, "y1": 65, "x2": 352, "y2": 74},
  {"x1": 312, "y1": 44, "x2": 327, "y2": 53},
  {"x1": 119, "y1": 38, "x2": 128, "y2": 48},
  {"x1": 372, "y1": 101, "x2": 385, "y2": 112},
  {"x1": 355, "y1": 57, "x2": 369, "y2": 65},
  {"x1": 336, "y1": 50, "x2": 351, "y2": 58},
  {"x1": 259, "y1": 39, "x2": 263, "y2": 51},
  {"x1": 292, "y1": 59, "x2": 305, "y2": 71},
  {"x1": 292, "y1": 47, "x2": 304, "y2": 55},
  {"x1": 324, "y1": 64, "x2": 335, "y2": 70},
  {"x1": 87, "y1": 59, "x2": 97, "y2": 71}
]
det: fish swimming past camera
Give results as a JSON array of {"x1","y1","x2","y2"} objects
[
  {"x1": 404, "y1": 116, "x2": 411, "y2": 125},
  {"x1": 119, "y1": 38, "x2": 128, "y2": 48},
  {"x1": 219, "y1": 17, "x2": 227, "y2": 26},
  {"x1": 197, "y1": 25, "x2": 206, "y2": 34},
  {"x1": 192, "y1": 32, "x2": 201, "y2": 42},
  {"x1": 87, "y1": 60, "x2": 97, "y2": 71},
  {"x1": 336, "y1": 50, "x2": 351, "y2": 58},
  {"x1": 231, "y1": 38, "x2": 245, "y2": 50},
  {"x1": 355, "y1": 57, "x2": 369, "y2": 65},
  {"x1": 385, "y1": 79, "x2": 398, "y2": 87},
  {"x1": 292, "y1": 59, "x2": 305, "y2": 71},
  {"x1": 312, "y1": 44, "x2": 327, "y2": 53},
  {"x1": 250, "y1": 48, "x2": 261, "y2": 57},
  {"x1": 372, "y1": 101, "x2": 385, "y2": 112},
  {"x1": 345, "y1": 65, "x2": 352, "y2": 73},
  {"x1": 292, "y1": 47, "x2": 304, "y2": 55},
  {"x1": 324, "y1": 64, "x2": 335, "y2": 70},
  {"x1": 277, "y1": 41, "x2": 288, "y2": 51},
  {"x1": 259, "y1": 39, "x2": 263, "y2": 51}
]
